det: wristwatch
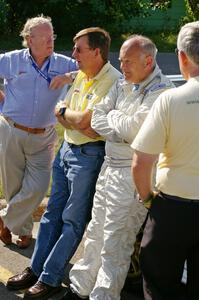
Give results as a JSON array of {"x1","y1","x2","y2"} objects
[{"x1": 58, "y1": 107, "x2": 66, "y2": 118}]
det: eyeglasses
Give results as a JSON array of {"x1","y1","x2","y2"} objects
[
  {"x1": 175, "y1": 48, "x2": 179, "y2": 55},
  {"x1": 52, "y1": 34, "x2": 57, "y2": 41},
  {"x1": 30, "y1": 34, "x2": 57, "y2": 42},
  {"x1": 73, "y1": 46, "x2": 92, "y2": 53}
]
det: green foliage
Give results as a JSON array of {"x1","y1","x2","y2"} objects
[
  {"x1": 0, "y1": 30, "x2": 178, "y2": 52},
  {"x1": 150, "y1": 0, "x2": 171, "y2": 10},
  {"x1": 0, "y1": 0, "x2": 9, "y2": 34},
  {"x1": 182, "y1": 0, "x2": 199, "y2": 23},
  {"x1": 86, "y1": 0, "x2": 147, "y2": 34},
  {"x1": 1, "y1": 0, "x2": 172, "y2": 38},
  {"x1": 122, "y1": 30, "x2": 177, "y2": 52},
  {"x1": 149, "y1": 31, "x2": 177, "y2": 52},
  {"x1": 6, "y1": 0, "x2": 59, "y2": 34}
]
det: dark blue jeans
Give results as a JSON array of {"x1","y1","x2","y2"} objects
[{"x1": 31, "y1": 140, "x2": 105, "y2": 286}]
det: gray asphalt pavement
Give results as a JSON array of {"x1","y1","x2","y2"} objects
[{"x1": 0, "y1": 222, "x2": 144, "y2": 300}]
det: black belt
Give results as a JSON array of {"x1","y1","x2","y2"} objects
[
  {"x1": 161, "y1": 192, "x2": 199, "y2": 203},
  {"x1": 68, "y1": 141, "x2": 105, "y2": 147}
]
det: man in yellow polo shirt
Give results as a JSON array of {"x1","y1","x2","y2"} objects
[
  {"x1": 7, "y1": 27, "x2": 120, "y2": 300},
  {"x1": 63, "y1": 34, "x2": 173, "y2": 300},
  {"x1": 132, "y1": 21, "x2": 199, "y2": 300}
]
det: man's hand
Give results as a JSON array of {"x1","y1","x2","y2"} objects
[
  {"x1": 55, "y1": 101, "x2": 67, "y2": 117},
  {"x1": 78, "y1": 127, "x2": 100, "y2": 139},
  {"x1": 57, "y1": 116, "x2": 72, "y2": 129},
  {"x1": 55, "y1": 102, "x2": 72, "y2": 129},
  {"x1": 50, "y1": 73, "x2": 73, "y2": 90}
]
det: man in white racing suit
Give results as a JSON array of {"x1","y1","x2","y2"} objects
[{"x1": 61, "y1": 35, "x2": 174, "y2": 300}]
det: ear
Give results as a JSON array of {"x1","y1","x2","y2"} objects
[
  {"x1": 26, "y1": 36, "x2": 32, "y2": 48},
  {"x1": 94, "y1": 48, "x2": 100, "y2": 57},
  {"x1": 179, "y1": 50, "x2": 188, "y2": 65},
  {"x1": 145, "y1": 55, "x2": 153, "y2": 68}
]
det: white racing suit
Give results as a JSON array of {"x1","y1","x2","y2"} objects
[{"x1": 69, "y1": 65, "x2": 174, "y2": 300}]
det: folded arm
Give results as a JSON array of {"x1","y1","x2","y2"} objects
[
  {"x1": 91, "y1": 81, "x2": 122, "y2": 142},
  {"x1": 55, "y1": 101, "x2": 99, "y2": 139},
  {"x1": 107, "y1": 90, "x2": 165, "y2": 144}
]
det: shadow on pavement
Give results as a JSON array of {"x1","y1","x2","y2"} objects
[
  {"x1": 2, "y1": 238, "x2": 36, "y2": 260},
  {"x1": 0, "y1": 282, "x2": 23, "y2": 300}
]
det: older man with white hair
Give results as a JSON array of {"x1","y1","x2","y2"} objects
[
  {"x1": 6, "y1": 26, "x2": 120, "y2": 300},
  {"x1": 132, "y1": 21, "x2": 199, "y2": 300},
  {"x1": 0, "y1": 15, "x2": 77, "y2": 249}
]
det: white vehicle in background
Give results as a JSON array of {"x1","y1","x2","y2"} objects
[{"x1": 166, "y1": 74, "x2": 185, "y2": 86}]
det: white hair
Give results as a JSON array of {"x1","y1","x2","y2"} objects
[
  {"x1": 20, "y1": 14, "x2": 53, "y2": 47},
  {"x1": 177, "y1": 21, "x2": 199, "y2": 65},
  {"x1": 126, "y1": 34, "x2": 158, "y2": 61}
]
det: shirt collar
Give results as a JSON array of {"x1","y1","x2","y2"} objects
[
  {"x1": 120, "y1": 64, "x2": 161, "y2": 91},
  {"x1": 138, "y1": 64, "x2": 161, "y2": 89},
  {"x1": 81, "y1": 61, "x2": 111, "y2": 82},
  {"x1": 27, "y1": 48, "x2": 52, "y2": 69}
]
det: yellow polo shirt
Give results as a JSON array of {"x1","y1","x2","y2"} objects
[{"x1": 64, "y1": 62, "x2": 121, "y2": 145}]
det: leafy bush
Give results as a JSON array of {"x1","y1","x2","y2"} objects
[
  {"x1": 0, "y1": 0, "x2": 9, "y2": 35},
  {"x1": 2, "y1": 0, "x2": 172, "y2": 37},
  {"x1": 182, "y1": 0, "x2": 199, "y2": 24}
]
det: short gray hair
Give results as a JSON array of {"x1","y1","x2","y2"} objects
[
  {"x1": 20, "y1": 14, "x2": 53, "y2": 48},
  {"x1": 127, "y1": 34, "x2": 158, "y2": 61},
  {"x1": 177, "y1": 21, "x2": 199, "y2": 65}
]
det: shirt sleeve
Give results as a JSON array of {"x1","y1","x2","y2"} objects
[
  {"x1": 87, "y1": 75, "x2": 120, "y2": 111},
  {"x1": 0, "y1": 52, "x2": 15, "y2": 79},
  {"x1": 68, "y1": 58, "x2": 78, "y2": 72},
  {"x1": 131, "y1": 92, "x2": 170, "y2": 154},
  {"x1": 107, "y1": 88, "x2": 168, "y2": 144},
  {"x1": 91, "y1": 81, "x2": 122, "y2": 142}
]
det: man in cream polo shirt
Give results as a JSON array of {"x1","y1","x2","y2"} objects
[
  {"x1": 7, "y1": 27, "x2": 120, "y2": 300},
  {"x1": 132, "y1": 21, "x2": 199, "y2": 300}
]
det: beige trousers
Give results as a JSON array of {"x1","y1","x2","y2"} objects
[{"x1": 0, "y1": 116, "x2": 57, "y2": 235}]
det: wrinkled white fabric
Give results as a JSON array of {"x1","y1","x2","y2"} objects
[
  {"x1": 70, "y1": 163, "x2": 146, "y2": 300},
  {"x1": 69, "y1": 65, "x2": 174, "y2": 300}
]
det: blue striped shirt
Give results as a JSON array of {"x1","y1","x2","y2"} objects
[{"x1": 0, "y1": 49, "x2": 77, "y2": 127}]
